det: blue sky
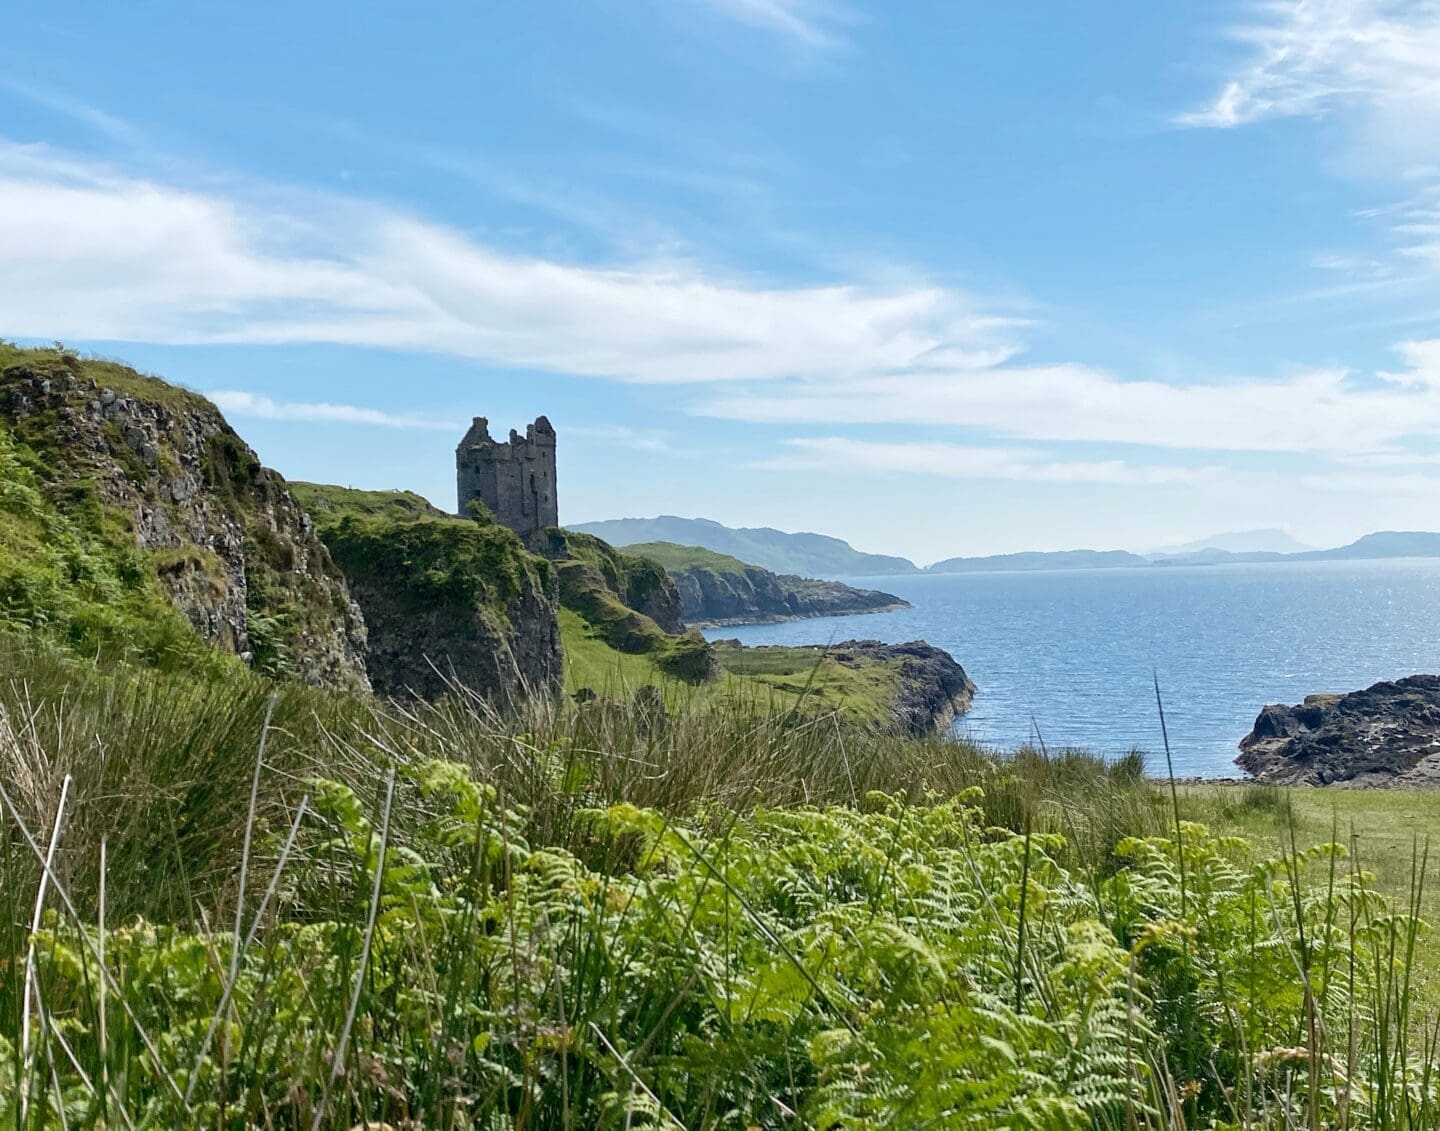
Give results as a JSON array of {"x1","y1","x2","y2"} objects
[{"x1": 4, "y1": 0, "x2": 1440, "y2": 562}]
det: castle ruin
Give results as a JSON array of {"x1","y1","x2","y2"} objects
[{"x1": 456, "y1": 416, "x2": 558, "y2": 534}]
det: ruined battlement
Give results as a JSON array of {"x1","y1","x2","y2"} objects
[{"x1": 456, "y1": 415, "x2": 558, "y2": 534}]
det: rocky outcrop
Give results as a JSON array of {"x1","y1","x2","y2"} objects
[
  {"x1": 669, "y1": 564, "x2": 908, "y2": 627},
  {"x1": 1237, "y1": 676, "x2": 1440, "y2": 787},
  {"x1": 832, "y1": 640, "x2": 976, "y2": 733},
  {"x1": 718, "y1": 638, "x2": 975, "y2": 734},
  {"x1": 0, "y1": 354, "x2": 368, "y2": 691},
  {"x1": 296, "y1": 486, "x2": 563, "y2": 704}
]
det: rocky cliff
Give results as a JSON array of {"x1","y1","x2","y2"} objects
[
  {"x1": 629, "y1": 542, "x2": 908, "y2": 627},
  {"x1": 293, "y1": 484, "x2": 563, "y2": 704},
  {"x1": 1237, "y1": 675, "x2": 1440, "y2": 787},
  {"x1": 0, "y1": 348, "x2": 368, "y2": 689}
]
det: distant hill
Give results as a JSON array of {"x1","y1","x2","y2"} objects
[
  {"x1": 1153, "y1": 531, "x2": 1440, "y2": 568},
  {"x1": 927, "y1": 549, "x2": 1150, "y2": 574},
  {"x1": 1152, "y1": 528, "x2": 1314, "y2": 556},
  {"x1": 1295, "y1": 531, "x2": 1440, "y2": 561},
  {"x1": 568, "y1": 516, "x2": 919, "y2": 578}
]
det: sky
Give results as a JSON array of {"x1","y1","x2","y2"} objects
[{"x1": 3, "y1": 0, "x2": 1440, "y2": 563}]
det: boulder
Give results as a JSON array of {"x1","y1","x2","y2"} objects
[{"x1": 1237, "y1": 675, "x2": 1440, "y2": 787}]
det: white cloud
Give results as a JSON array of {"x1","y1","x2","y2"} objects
[
  {"x1": 11, "y1": 141, "x2": 1440, "y2": 465},
  {"x1": 1180, "y1": 0, "x2": 1440, "y2": 129},
  {"x1": 700, "y1": 344, "x2": 1440, "y2": 456},
  {"x1": 756, "y1": 437, "x2": 1228, "y2": 485},
  {"x1": 698, "y1": 0, "x2": 854, "y2": 48},
  {"x1": 208, "y1": 391, "x2": 457, "y2": 430},
  {"x1": 0, "y1": 143, "x2": 1010, "y2": 385}
]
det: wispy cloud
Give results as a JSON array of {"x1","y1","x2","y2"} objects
[
  {"x1": 698, "y1": 0, "x2": 856, "y2": 49},
  {"x1": 209, "y1": 391, "x2": 457, "y2": 430},
  {"x1": 567, "y1": 424, "x2": 675, "y2": 452},
  {"x1": 699, "y1": 344, "x2": 1440, "y2": 457},
  {"x1": 0, "y1": 142, "x2": 1009, "y2": 385},
  {"x1": 1179, "y1": 0, "x2": 1440, "y2": 130},
  {"x1": 12, "y1": 140, "x2": 1440, "y2": 468},
  {"x1": 756, "y1": 438, "x2": 1228, "y2": 485},
  {"x1": 1, "y1": 80, "x2": 149, "y2": 147}
]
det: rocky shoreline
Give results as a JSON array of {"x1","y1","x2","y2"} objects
[
  {"x1": 1237, "y1": 675, "x2": 1440, "y2": 788},
  {"x1": 686, "y1": 600, "x2": 910, "y2": 630},
  {"x1": 825, "y1": 639, "x2": 977, "y2": 734}
]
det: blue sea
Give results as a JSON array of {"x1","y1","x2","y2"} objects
[{"x1": 702, "y1": 559, "x2": 1440, "y2": 777}]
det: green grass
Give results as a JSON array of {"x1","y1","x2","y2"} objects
[
  {"x1": 561, "y1": 616, "x2": 907, "y2": 724},
  {"x1": 1182, "y1": 784, "x2": 1440, "y2": 996},
  {"x1": 558, "y1": 606, "x2": 664, "y2": 694},
  {"x1": 0, "y1": 414, "x2": 235, "y2": 676},
  {"x1": 290, "y1": 480, "x2": 447, "y2": 522},
  {"x1": 0, "y1": 342, "x2": 214, "y2": 414},
  {"x1": 713, "y1": 640, "x2": 898, "y2": 720},
  {"x1": 621, "y1": 539, "x2": 754, "y2": 573}
]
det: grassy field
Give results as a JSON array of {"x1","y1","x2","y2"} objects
[
  {"x1": 1185, "y1": 782, "x2": 1440, "y2": 935},
  {"x1": 560, "y1": 613, "x2": 905, "y2": 723}
]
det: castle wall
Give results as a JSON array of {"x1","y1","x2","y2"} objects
[{"x1": 456, "y1": 416, "x2": 557, "y2": 534}]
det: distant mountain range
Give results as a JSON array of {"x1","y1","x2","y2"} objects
[
  {"x1": 931, "y1": 531, "x2": 1440, "y2": 573},
  {"x1": 571, "y1": 517, "x2": 1440, "y2": 579},
  {"x1": 1150, "y1": 528, "x2": 1316, "y2": 556},
  {"x1": 928, "y1": 549, "x2": 1148, "y2": 573},
  {"x1": 569, "y1": 516, "x2": 920, "y2": 578}
]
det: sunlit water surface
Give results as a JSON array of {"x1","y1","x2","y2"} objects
[{"x1": 702, "y1": 559, "x2": 1440, "y2": 777}]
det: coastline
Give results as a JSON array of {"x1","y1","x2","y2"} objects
[{"x1": 688, "y1": 600, "x2": 911, "y2": 630}]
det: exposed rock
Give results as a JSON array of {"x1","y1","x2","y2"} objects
[
  {"x1": 1237, "y1": 675, "x2": 1440, "y2": 787},
  {"x1": 620, "y1": 541, "x2": 908, "y2": 628},
  {"x1": 0, "y1": 356, "x2": 368, "y2": 691},
  {"x1": 828, "y1": 640, "x2": 976, "y2": 734}
]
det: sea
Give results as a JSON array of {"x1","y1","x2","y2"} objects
[{"x1": 700, "y1": 558, "x2": 1440, "y2": 778}]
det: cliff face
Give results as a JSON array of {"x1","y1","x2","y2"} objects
[
  {"x1": 294, "y1": 484, "x2": 563, "y2": 704},
  {"x1": 1237, "y1": 676, "x2": 1440, "y2": 787},
  {"x1": 619, "y1": 541, "x2": 908, "y2": 627},
  {"x1": 0, "y1": 351, "x2": 368, "y2": 690},
  {"x1": 671, "y1": 564, "x2": 906, "y2": 627}
]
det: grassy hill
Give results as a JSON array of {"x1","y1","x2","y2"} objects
[
  {"x1": 621, "y1": 539, "x2": 753, "y2": 573},
  {"x1": 622, "y1": 539, "x2": 910, "y2": 627},
  {"x1": 293, "y1": 482, "x2": 563, "y2": 702}
]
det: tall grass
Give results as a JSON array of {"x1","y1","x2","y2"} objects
[{"x1": 1, "y1": 634, "x2": 1437, "y2": 1127}]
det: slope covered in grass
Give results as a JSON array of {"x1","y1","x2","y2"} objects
[
  {"x1": 627, "y1": 539, "x2": 910, "y2": 626},
  {"x1": 527, "y1": 527, "x2": 717, "y2": 684}
]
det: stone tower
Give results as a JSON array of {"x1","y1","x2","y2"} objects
[{"x1": 456, "y1": 416, "x2": 558, "y2": 534}]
